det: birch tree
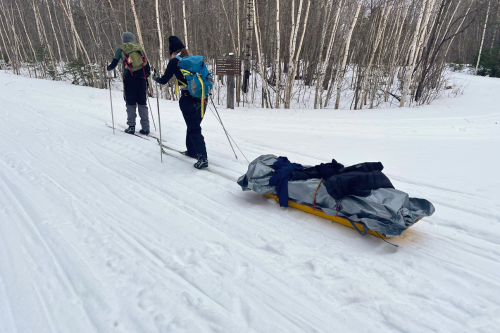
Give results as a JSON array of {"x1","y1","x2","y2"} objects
[
  {"x1": 400, "y1": 0, "x2": 428, "y2": 107},
  {"x1": 475, "y1": 0, "x2": 490, "y2": 75},
  {"x1": 335, "y1": 0, "x2": 363, "y2": 109}
]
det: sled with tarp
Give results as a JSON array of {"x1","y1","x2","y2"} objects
[{"x1": 237, "y1": 155, "x2": 435, "y2": 239}]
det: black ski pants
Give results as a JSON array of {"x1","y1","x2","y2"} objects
[
  {"x1": 123, "y1": 74, "x2": 147, "y2": 105},
  {"x1": 123, "y1": 74, "x2": 149, "y2": 129},
  {"x1": 179, "y1": 94, "x2": 207, "y2": 158}
]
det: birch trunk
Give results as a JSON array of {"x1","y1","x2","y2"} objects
[
  {"x1": 107, "y1": 0, "x2": 123, "y2": 32},
  {"x1": 155, "y1": 0, "x2": 164, "y2": 73},
  {"x1": 335, "y1": 0, "x2": 363, "y2": 110},
  {"x1": 444, "y1": 0, "x2": 474, "y2": 58},
  {"x1": 316, "y1": 0, "x2": 344, "y2": 109},
  {"x1": 385, "y1": 0, "x2": 409, "y2": 101},
  {"x1": 361, "y1": 0, "x2": 391, "y2": 108},
  {"x1": 220, "y1": 0, "x2": 236, "y2": 53},
  {"x1": 168, "y1": 0, "x2": 174, "y2": 35},
  {"x1": 59, "y1": 0, "x2": 96, "y2": 86},
  {"x1": 0, "y1": 15, "x2": 14, "y2": 73},
  {"x1": 475, "y1": 1, "x2": 491, "y2": 75},
  {"x1": 130, "y1": 0, "x2": 153, "y2": 94},
  {"x1": 284, "y1": 0, "x2": 305, "y2": 109},
  {"x1": 399, "y1": 0, "x2": 428, "y2": 107},
  {"x1": 288, "y1": 0, "x2": 311, "y2": 107},
  {"x1": 36, "y1": 4, "x2": 58, "y2": 77},
  {"x1": 182, "y1": 0, "x2": 189, "y2": 48},
  {"x1": 15, "y1": 0, "x2": 37, "y2": 76},
  {"x1": 236, "y1": 0, "x2": 241, "y2": 106},
  {"x1": 275, "y1": 0, "x2": 280, "y2": 108},
  {"x1": 242, "y1": 0, "x2": 254, "y2": 97},
  {"x1": 313, "y1": 0, "x2": 334, "y2": 109},
  {"x1": 253, "y1": 0, "x2": 270, "y2": 108},
  {"x1": 0, "y1": 6, "x2": 19, "y2": 74},
  {"x1": 130, "y1": 0, "x2": 145, "y2": 47},
  {"x1": 45, "y1": 0, "x2": 62, "y2": 62}
]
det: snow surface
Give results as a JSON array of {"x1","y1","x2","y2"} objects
[{"x1": 0, "y1": 71, "x2": 499, "y2": 333}]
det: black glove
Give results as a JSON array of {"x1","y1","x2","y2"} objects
[{"x1": 152, "y1": 68, "x2": 159, "y2": 80}]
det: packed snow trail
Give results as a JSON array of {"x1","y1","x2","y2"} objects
[{"x1": 0, "y1": 71, "x2": 498, "y2": 333}]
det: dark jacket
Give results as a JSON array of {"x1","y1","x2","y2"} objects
[
  {"x1": 324, "y1": 170, "x2": 394, "y2": 200},
  {"x1": 269, "y1": 157, "x2": 304, "y2": 207},
  {"x1": 154, "y1": 58, "x2": 188, "y2": 86}
]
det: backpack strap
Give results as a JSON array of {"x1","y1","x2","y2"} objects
[
  {"x1": 140, "y1": 51, "x2": 147, "y2": 79},
  {"x1": 120, "y1": 49, "x2": 134, "y2": 77},
  {"x1": 196, "y1": 74, "x2": 205, "y2": 118}
]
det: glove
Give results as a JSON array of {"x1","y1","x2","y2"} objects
[{"x1": 152, "y1": 69, "x2": 159, "y2": 80}]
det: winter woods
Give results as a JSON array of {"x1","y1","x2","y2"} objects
[{"x1": 0, "y1": 0, "x2": 496, "y2": 108}]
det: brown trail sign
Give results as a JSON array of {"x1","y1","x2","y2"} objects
[{"x1": 216, "y1": 55, "x2": 241, "y2": 109}]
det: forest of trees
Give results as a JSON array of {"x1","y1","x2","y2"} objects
[{"x1": 0, "y1": 0, "x2": 497, "y2": 109}]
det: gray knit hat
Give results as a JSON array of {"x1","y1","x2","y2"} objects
[{"x1": 122, "y1": 32, "x2": 135, "y2": 43}]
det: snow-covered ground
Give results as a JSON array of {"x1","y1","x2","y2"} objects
[{"x1": 0, "y1": 71, "x2": 498, "y2": 333}]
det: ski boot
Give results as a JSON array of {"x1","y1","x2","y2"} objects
[
  {"x1": 194, "y1": 155, "x2": 209, "y2": 169},
  {"x1": 124, "y1": 126, "x2": 135, "y2": 134},
  {"x1": 139, "y1": 129, "x2": 150, "y2": 135}
]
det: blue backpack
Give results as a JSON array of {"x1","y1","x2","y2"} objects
[{"x1": 176, "y1": 55, "x2": 213, "y2": 118}]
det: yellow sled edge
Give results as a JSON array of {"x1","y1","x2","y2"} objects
[{"x1": 265, "y1": 194, "x2": 421, "y2": 239}]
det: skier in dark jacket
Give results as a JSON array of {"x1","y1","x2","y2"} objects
[
  {"x1": 153, "y1": 36, "x2": 210, "y2": 169},
  {"x1": 107, "y1": 32, "x2": 151, "y2": 135}
]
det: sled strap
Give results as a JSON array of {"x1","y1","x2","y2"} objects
[
  {"x1": 312, "y1": 178, "x2": 323, "y2": 211},
  {"x1": 197, "y1": 74, "x2": 205, "y2": 118},
  {"x1": 346, "y1": 217, "x2": 369, "y2": 236}
]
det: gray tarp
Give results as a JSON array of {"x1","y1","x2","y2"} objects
[{"x1": 237, "y1": 155, "x2": 435, "y2": 237}]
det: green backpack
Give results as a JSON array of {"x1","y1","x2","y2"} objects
[{"x1": 120, "y1": 42, "x2": 148, "y2": 77}]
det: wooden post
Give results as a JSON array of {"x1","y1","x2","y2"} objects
[{"x1": 227, "y1": 53, "x2": 235, "y2": 109}]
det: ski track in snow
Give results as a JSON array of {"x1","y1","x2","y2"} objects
[{"x1": 0, "y1": 71, "x2": 499, "y2": 333}]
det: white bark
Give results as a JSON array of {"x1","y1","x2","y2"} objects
[
  {"x1": 316, "y1": 0, "x2": 344, "y2": 109},
  {"x1": 275, "y1": 0, "x2": 280, "y2": 108},
  {"x1": 313, "y1": 0, "x2": 334, "y2": 109},
  {"x1": 361, "y1": 0, "x2": 391, "y2": 108},
  {"x1": 476, "y1": 1, "x2": 491, "y2": 75},
  {"x1": 107, "y1": 0, "x2": 123, "y2": 32},
  {"x1": 182, "y1": 0, "x2": 189, "y2": 48},
  {"x1": 289, "y1": 0, "x2": 311, "y2": 103},
  {"x1": 253, "y1": 0, "x2": 270, "y2": 108},
  {"x1": 58, "y1": 0, "x2": 96, "y2": 86},
  {"x1": 385, "y1": 1, "x2": 410, "y2": 101},
  {"x1": 14, "y1": 0, "x2": 36, "y2": 74},
  {"x1": 335, "y1": 0, "x2": 363, "y2": 110},
  {"x1": 399, "y1": 0, "x2": 428, "y2": 107},
  {"x1": 236, "y1": 0, "x2": 241, "y2": 106},
  {"x1": 444, "y1": 0, "x2": 474, "y2": 58},
  {"x1": 45, "y1": 0, "x2": 62, "y2": 62},
  {"x1": 155, "y1": 0, "x2": 164, "y2": 73},
  {"x1": 243, "y1": 0, "x2": 254, "y2": 96},
  {"x1": 284, "y1": 0, "x2": 305, "y2": 109},
  {"x1": 168, "y1": 0, "x2": 174, "y2": 35}
]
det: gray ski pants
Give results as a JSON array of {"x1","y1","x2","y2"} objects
[{"x1": 126, "y1": 104, "x2": 149, "y2": 131}]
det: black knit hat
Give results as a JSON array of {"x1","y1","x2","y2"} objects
[{"x1": 169, "y1": 36, "x2": 185, "y2": 55}]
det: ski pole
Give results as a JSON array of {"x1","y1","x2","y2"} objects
[
  {"x1": 154, "y1": 69, "x2": 163, "y2": 163},
  {"x1": 209, "y1": 95, "x2": 239, "y2": 160},
  {"x1": 147, "y1": 95, "x2": 157, "y2": 131},
  {"x1": 209, "y1": 103, "x2": 249, "y2": 163},
  {"x1": 108, "y1": 75, "x2": 115, "y2": 135},
  {"x1": 146, "y1": 80, "x2": 157, "y2": 131}
]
